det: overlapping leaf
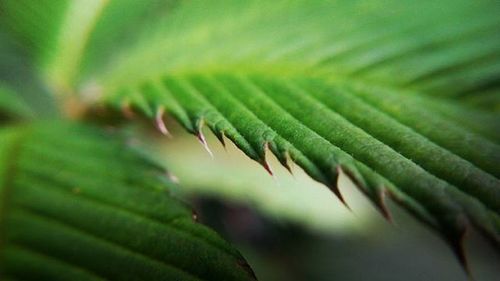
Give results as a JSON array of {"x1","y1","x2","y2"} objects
[
  {"x1": 1, "y1": 0, "x2": 500, "y2": 264},
  {"x1": 0, "y1": 122, "x2": 255, "y2": 281}
]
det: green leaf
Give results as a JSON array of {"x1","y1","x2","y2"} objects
[
  {"x1": 0, "y1": 122, "x2": 256, "y2": 281},
  {"x1": 2, "y1": 0, "x2": 500, "y2": 264}
]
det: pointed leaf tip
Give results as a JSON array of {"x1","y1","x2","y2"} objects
[
  {"x1": 280, "y1": 151, "x2": 294, "y2": 175},
  {"x1": 197, "y1": 131, "x2": 214, "y2": 158},
  {"x1": 155, "y1": 107, "x2": 172, "y2": 137},
  {"x1": 377, "y1": 188, "x2": 393, "y2": 222},
  {"x1": 216, "y1": 131, "x2": 227, "y2": 148},
  {"x1": 261, "y1": 159, "x2": 274, "y2": 176},
  {"x1": 261, "y1": 142, "x2": 275, "y2": 176},
  {"x1": 334, "y1": 166, "x2": 352, "y2": 211}
]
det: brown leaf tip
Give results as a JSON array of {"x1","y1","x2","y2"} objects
[
  {"x1": 197, "y1": 131, "x2": 214, "y2": 158},
  {"x1": 261, "y1": 142, "x2": 274, "y2": 176},
  {"x1": 377, "y1": 188, "x2": 393, "y2": 222},
  {"x1": 333, "y1": 166, "x2": 351, "y2": 211}
]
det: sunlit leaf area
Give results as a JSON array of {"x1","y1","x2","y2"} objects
[{"x1": 0, "y1": 0, "x2": 499, "y2": 280}]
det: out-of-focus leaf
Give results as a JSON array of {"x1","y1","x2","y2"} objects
[{"x1": 0, "y1": 122, "x2": 255, "y2": 281}]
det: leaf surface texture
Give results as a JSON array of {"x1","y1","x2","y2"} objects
[
  {"x1": 0, "y1": 122, "x2": 255, "y2": 281},
  {"x1": 2, "y1": 0, "x2": 500, "y2": 257}
]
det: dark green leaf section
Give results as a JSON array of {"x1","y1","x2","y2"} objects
[{"x1": 0, "y1": 122, "x2": 256, "y2": 281}]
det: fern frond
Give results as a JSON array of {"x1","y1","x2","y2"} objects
[{"x1": 2, "y1": 0, "x2": 499, "y2": 264}]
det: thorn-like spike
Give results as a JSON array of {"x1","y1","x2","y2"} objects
[
  {"x1": 261, "y1": 142, "x2": 275, "y2": 176},
  {"x1": 260, "y1": 157, "x2": 279, "y2": 185},
  {"x1": 197, "y1": 131, "x2": 214, "y2": 158},
  {"x1": 196, "y1": 118, "x2": 214, "y2": 158},
  {"x1": 332, "y1": 185, "x2": 350, "y2": 210},
  {"x1": 282, "y1": 151, "x2": 294, "y2": 175},
  {"x1": 334, "y1": 166, "x2": 352, "y2": 211},
  {"x1": 215, "y1": 131, "x2": 226, "y2": 148},
  {"x1": 261, "y1": 159, "x2": 274, "y2": 176},
  {"x1": 283, "y1": 163, "x2": 292, "y2": 174},
  {"x1": 377, "y1": 188, "x2": 393, "y2": 222},
  {"x1": 155, "y1": 107, "x2": 172, "y2": 137}
]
